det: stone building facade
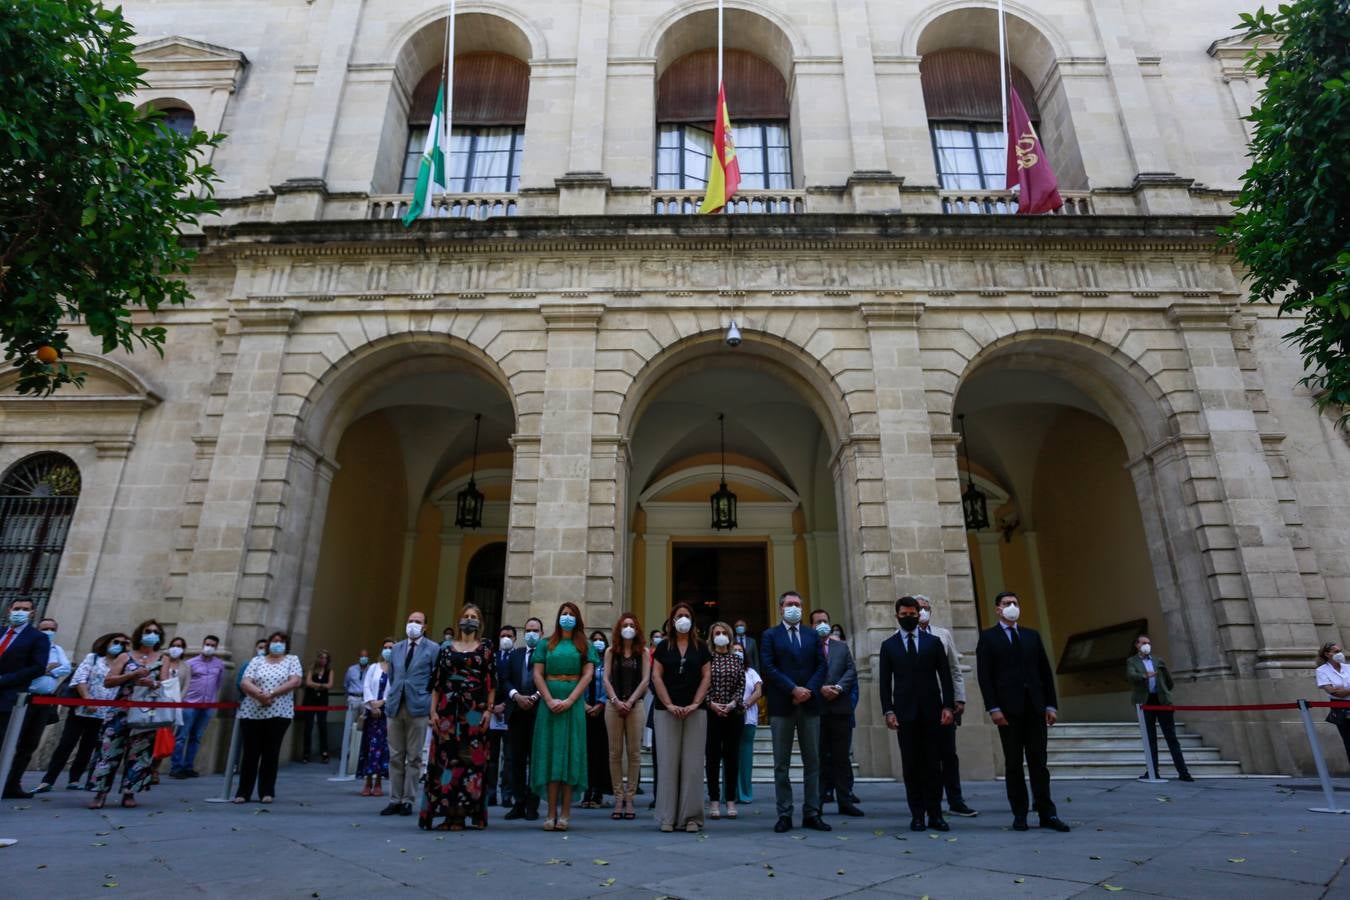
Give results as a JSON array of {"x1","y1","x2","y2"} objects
[{"x1": 4, "y1": 0, "x2": 1348, "y2": 778}]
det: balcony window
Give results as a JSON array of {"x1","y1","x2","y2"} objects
[
  {"x1": 656, "y1": 121, "x2": 790, "y2": 190},
  {"x1": 401, "y1": 125, "x2": 524, "y2": 194},
  {"x1": 931, "y1": 122, "x2": 1005, "y2": 190}
]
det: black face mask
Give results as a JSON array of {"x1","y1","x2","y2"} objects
[
  {"x1": 898, "y1": 615, "x2": 919, "y2": 632},
  {"x1": 459, "y1": 619, "x2": 479, "y2": 634}
]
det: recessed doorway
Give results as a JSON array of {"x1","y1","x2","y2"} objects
[{"x1": 671, "y1": 543, "x2": 769, "y2": 635}]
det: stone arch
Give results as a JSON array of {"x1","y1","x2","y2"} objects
[
  {"x1": 904, "y1": 1, "x2": 1069, "y2": 83},
  {"x1": 384, "y1": 3, "x2": 544, "y2": 71},
  {"x1": 0, "y1": 352, "x2": 160, "y2": 401},
  {"x1": 640, "y1": 1, "x2": 807, "y2": 78}
]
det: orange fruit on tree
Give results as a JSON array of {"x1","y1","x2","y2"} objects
[{"x1": 35, "y1": 345, "x2": 60, "y2": 365}]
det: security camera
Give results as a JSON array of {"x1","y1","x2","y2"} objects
[{"x1": 725, "y1": 320, "x2": 742, "y2": 347}]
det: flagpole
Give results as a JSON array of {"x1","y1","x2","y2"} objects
[
  {"x1": 997, "y1": 0, "x2": 1008, "y2": 141},
  {"x1": 443, "y1": 0, "x2": 456, "y2": 208},
  {"x1": 717, "y1": 0, "x2": 724, "y2": 87}
]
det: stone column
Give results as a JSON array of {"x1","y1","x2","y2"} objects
[
  {"x1": 974, "y1": 531, "x2": 1005, "y2": 612},
  {"x1": 643, "y1": 533, "x2": 669, "y2": 627},
  {"x1": 433, "y1": 527, "x2": 465, "y2": 629},
  {"x1": 1168, "y1": 304, "x2": 1319, "y2": 674},
  {"x1": 180, "y1": 308, "x2": 298, "y2": 656},
  {"x1": 557, "y1": 0, "x2": 612, "y2": 215},
  {"x1": 770, "y1": 534, "x2": 798, "y2": 600},
  {"x1": 832, "y1": 0, "x2": 903, "y2": 212}
]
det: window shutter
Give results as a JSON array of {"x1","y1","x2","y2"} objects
[
  {"x1": 920, "y1": 49, "x2": 1040, "y2": 122},
  {"x1": 409, "y1": 52, "x2": 530, "y2": 126},
  {"x1": 657, "y1": 48, "x2": 788, "y2": 123}
]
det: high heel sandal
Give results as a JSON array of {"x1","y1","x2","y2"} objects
[
  {"x1": 120, "y1": 794, "x2": 138, "y2": 809},
  {"x1": 623, "y1": 795, "x2": 636, "y2": 819},
  {"x1": 88, "y1": 794, "x2": 107, "y2": 810},
  {"x1": 542, "y1": 817, "x2": 556, "y2": 831},
  {"x1": 611, "y1": 799, "x2": 624, "y2": 819},
  {"x1": 555, "y1": 818, "x2": 569, "y2": 832}
]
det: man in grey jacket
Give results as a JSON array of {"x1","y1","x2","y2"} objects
[
  {"x1": 810, "y1": 609, "x2": 863, "y2": 817},
  {"x1": 379, "y1": 611, "x2": 439, "y2": 817},
  {"x1": 916, "y1": 596, "x2": 978, "y2": 817}
]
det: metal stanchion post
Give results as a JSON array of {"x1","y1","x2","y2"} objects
[
  {"x1": 328, "y1": 703, "x2": 356, "y2": 782},
  {"x1": 1135, "y1": 703, "x2": 1165, "y2": 783},
  {"x1": 204, "y1": 713, "x2": 243, "y2": 803},
  {"x1": 1296, "y1": 699, "x2": 1347, "y2": 815},
  {"x1": 0, "y1": 693, "x2": 29, "y2": 804}
]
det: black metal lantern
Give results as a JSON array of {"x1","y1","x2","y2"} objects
[
  {"x1": 958, "y1": 414, "x2": 989, "y2": 531},
  {"x1": 710, "y1": 413, "x2": 738, "y2": 531},
  {"x1": 455, "y1": 413, "x2": 485, "y2": 530}
]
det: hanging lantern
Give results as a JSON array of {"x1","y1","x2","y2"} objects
[
  {"x1": 958, "y1": 413, "x2": 989, "y2": 531},
  {"x1": 455, "y1": 413, "x2": 485, "y2": 530},
  {"x1": 710, "y1": 413, "x2": 738, "y2": 530}
]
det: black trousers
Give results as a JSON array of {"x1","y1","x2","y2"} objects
[
  {"x1": 237, "y1": 717, "x2": 290, "y2": 800},
  {"x1": 896, "y1": 718, "x2": 943, "y2": 820},
  {"x1": 4, "y1": 703, "x2": 53, "y2": 793},
  {"x1": 43, "y1": 712, "x2": 102, "y2": 786},
  {"x1": 584, "y1": 710, "x2": 612, "y2": 800},
  {"x1": 818, "y1": 714, "x2": 854, "y2": 801},
  {"x1": 486, "y1": 730, "x2": 506, "y2": 800},
  {"x1": 1144, "y1": 694, "x2": 1190, "y2": 776},
  {"x1": 299, "y1": 709, "x2": 329, "y2": 759},
  {"x1": 507, "y1": 710, "x2": 538, "y2": 812},
  {"x1": 938, "y1": 720, "x2": 965, "y2": 805},
  {"x1": 704, "y1": 711, "x2": 743, "y2": 802},
  {"x1": 998, "y1": 709, "x2": 1056, "y2": 818},
  {"x1": 1334, "y1": 714, "x2": 1350, "y2": 766}
]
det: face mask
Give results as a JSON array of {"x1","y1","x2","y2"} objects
[
  {"x1": 40, "y1": 628, "x2": 56, "y2": 637},
  {"x1": 255, "y1": 648, "x2": 266, "y2": 657},
  {"x1": 524, "y1": 632, "x2": 541, "y2": 648},
  {"x1": 406, "y1": 622, "x2": 424, "y2": 640},
  {"x1": 559, "y1": 614, "x2": 577, "y2": 631},
  {"x1": 713, "y1": 634, "x2": 730, "y2": 648},
  {"x1": 169, "y1": 647, "x2": 184, "y2": 659},
  {"x1": 898, "y1": 615, "x2": 918, "y2": 631},
  {"x1": 141, "y1": 632, "x2": 161, "y2": 647},
  {"x1": 1139, "y1": 643, "x2": 1152, "y2": 657},
  {"x1": 653, "y1": 635, "x2": 663, "y2": 645},
  {"x1": 918, "y1": 609, "x2": 931, "y2": 625},
  {"x1": 831, "y1": 629, "x2": 842, "y2": 639},
  {"x1": 735, "y1": 625, "x2": 746, "y2": 635},
  {"x1": 782, "y1": 606, "x2": 803, "y2": 625},
  {"x1": 674, "y1": 616, "x2": 692, "y2": 634},
  {"x1": 268, "y1": 642, "x2": 286, "y2": 656},
  {"x1": 733, "y1": 650, "x2": 745, "y2": 661},
  {"x1": 203, "y1": 646, "x2": 217, "y2": 657},
  {"x1": 499, "y1": 637, "x2": 514, "y2": 652},
  {"x1": 593, "y1": 640, "x2": 606, "y2": 653},
  {"x1": 620, "y1": 626, "x2": 636, "y2": 640},
  {"x1": 814, "y1": 623, "x2": 831, "y2": 638},
  {"x1": 1334, "y1": 652, "x2": 1347, "y2": 665},
  {"x1": 108, "y1": 643, "x2": 125, "y2": 657},
  {"x1": 359, "y1": 656, "x2": 369, "y2": 666},
  {"x1": 8, "y1": 610, "x2": 30, "y2": 627},
  {"x1": 1001, "y1": 603, "x2": 1021, "y2": 623},
  {"x1": 381, "y1": 648, "x2": 393, "y2": 661},
  {"x1": 459, "y1": 619, "x2": 479, "y2": 634}
]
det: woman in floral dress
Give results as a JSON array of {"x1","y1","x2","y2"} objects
[
  {"x1": 358, "y1": 637, "x2": 394, "y2": 796},
  {"x1": 420, "y1": 603, "x2": 495, "y2": 830},
  {"x1": 86, "y1": 619, "x2": 165, "y2": 809}
]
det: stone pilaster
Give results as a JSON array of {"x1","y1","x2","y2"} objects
[{"x1": 832, "y1": 0, "x2": 902, "y2": 212}]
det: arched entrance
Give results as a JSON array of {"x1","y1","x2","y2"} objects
[
  {"x1": 953, "y1": 337, "x2": 1196, "y2": 720},
  {"x1": 0, "y1": 453, "x2": 82, "y2": 615},
  {"x1": 296, "y1": 338, "x2": 516, "y2": 669},
  {"x1": 621, "y1": 342, "x2": 851, "y2": 639},
  {"x1": 463, "y1": 541, "x2": 507, "y2": 635}
]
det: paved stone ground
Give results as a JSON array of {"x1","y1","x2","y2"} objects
[{"x1": 1, "y1": 769, "x2": 1347, "y2": 899}]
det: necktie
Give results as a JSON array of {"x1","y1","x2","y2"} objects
[
  {"x1": 404, "y1": 640, "x2": 416, "y2": 672},
  {"x1": 906, "y1": 632, "x2": 916, "y2": 657},
  {"x1": 0, "y1": 628, "x2": 15, "y2": 657},
  {"x1": 824, "y1": 639, "x2": 831, "y2": 658},
  {"x1": 790, "y1": 626, "x2": 799, "y2": 650},
  {"x1": 1009, "y1": 626, "x2": 1022, "y2": 652}
]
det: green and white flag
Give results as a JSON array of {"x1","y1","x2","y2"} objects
[{"x1": 401, "y1": 83, "x2": 449, "y2": 226}]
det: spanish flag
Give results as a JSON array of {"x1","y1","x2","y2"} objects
[{"x1": 698, "y1": 83, "x2": 741, "y2": 214}]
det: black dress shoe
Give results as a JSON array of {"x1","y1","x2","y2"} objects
[
  {"x1": 929, "y1": 817, "x2": 950, "y2": 832},
  {"x1": 524, "y1": 808, "x2": 539, "y2": 821},
  {"x1": 838, "y1": 803, "x2": 865, "y2": 817},
  {"x1": 379, "y1": 802, "x2": 403, "y2": 816},
  {"x1": 774, "y1": 816, "x2": 792, "y2": 833},
  {"x1": 910, "y1": 818, "x2": 926, "y2": 832},
  {"x1": 1040, "y1": 815, "x2": 1071, "y2": 832},
  {"x1": 802, "y1": 816, "x2": 832, "y2": 832},
  {"x1": 821, "y1": 792, "x2": 835, "y2": 804},
  {"x1": 1178, "y1": 773, "x2": 1195, "y2": 782},
  {"x1": 2, "y1": 789, "x2": 33, "y2": 800},
  {"x1": 1012, "y1": 815, "x2": 1030, "y2": 831},
  {"x1": 847, "y1": 792, "x2": 860, "y2": 804},
  {"x1": 399, "y1": 802, "x2": 413, "y2": 816},
  {"x1": 503, "y1": 806, "x2": 524, "y2": 820},
  {"x1": 947, "y1": 802, "x2": 979, "y2": 817},
  {"x1": 488, "y1": 793, "x2": 498, "y2": 807}
]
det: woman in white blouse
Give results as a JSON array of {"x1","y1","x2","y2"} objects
[
  {"x1": 358, "y1": 638, "x2": 395, "y2": 797},
  {"x1": 234, "y1": 631, "x2": 303, "y2": 804},
  {"x1": 1316, "y1": 642, "x2": 1350, "y2": 765}
]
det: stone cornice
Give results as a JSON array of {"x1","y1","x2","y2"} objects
[{"x1": 1167, "y1": 302, "x2": 1240, "y2": 328}]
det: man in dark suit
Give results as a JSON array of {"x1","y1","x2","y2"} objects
[
  {"x1": 487, "y1": 624, "x2": 517, "y2": 806},
  {"x1": 975, "y1": 591, "x2": 1070, "y2": 832},
  {"x1": 502, "y1": 617, "x2": 543, "y2": 821},
  {"x1": 809, "y1": 609, "x2": 863, "y2": 817},
  {"x1": 880, "y1": 596, "x2": 955, "y2": 831},
  {"x1": 0, "y1": 598, "x2": 51, "y2": 799},
  {"x1": 380, "y1": 610, "x2": 440, "y2": 817},
  {"x1": 733, "y1": 618, "x2": 759, "y2": 672},
  {"x1": 760, "y1": 590, "x2": 830, "y2": 833}
]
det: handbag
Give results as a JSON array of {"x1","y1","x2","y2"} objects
[
  {"x1": 1328, "y1": 707, "x2": 1346, "y2": 726},
  {"x1": 127, "y1": 683, "x2": 177, "y2": 730}
]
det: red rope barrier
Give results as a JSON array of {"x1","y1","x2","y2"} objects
[
  {"x1": 293, "y1": 705, "x2": 347, "y2": 713},
  {"x1": 29, "y1": 697, "x2": 346, "y2": 713}
]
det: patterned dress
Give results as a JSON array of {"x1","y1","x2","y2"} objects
[
  {"x1": 419, "y1": 641, "x2": 494, "y2": 829},
  {"x1": 530, "y1": 639, "x2": 600, "y2": 795},
  {"x1": 87, "y1": 658, "x2": 156, "y2": 795},
  {"x1": 357, "y1": 669, "x2": 390, "y2": 778}
]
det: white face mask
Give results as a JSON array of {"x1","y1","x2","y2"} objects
[
  {"x1": 499, "y1": 637, "x2": 514, "y2": 652},
  {"x1": 620, "y1": 626, "x2": 636, "y2": 640},
  {"x1": 918, "y1": 608, "x2": 931, "y2": 625},
  {"x1": 1000, "y1": 603, "x2": 1021, "y2": 623},
  {"x1": 814, "y1": 622, "x2": 831, "y2": 638},
  {"x1": 712, "y1": 633, "x2": 730, "y2": 648},
  {"x1": 593, "y1": 640, "x2": 607, "y2": 653},
  {"x1": 202, "y1": 646, "x2": 217, "y2": 657},
  {"x1": 1139, "y1": 643, "x2": 1152, "y2": 657},
  {"x1": 168, "y1": 647, "x2": 184, "y2": 659},
  {"x1": 674, "y1": 616, "x2": 692, "y2": 634},
  {"x1": 406, "y1": 622, "x2": 424, "y2": 640},
  {"x1": 782, "y1": 606, "x2": 803, "y2": 625},
  {"x1": 1333, "y1": 651, "x2": 1346, "y2": 665}
]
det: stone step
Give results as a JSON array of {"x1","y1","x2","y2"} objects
[
  {"x1": 1049, "y1": 735, "x2": 1205, "y2": 749},
  {"x1": 1043, "y1": 761, "x2": 1245, "y2": 779},
  {"x1": 1048, "y1": 747, "x2": 1227, "y2": 763}
]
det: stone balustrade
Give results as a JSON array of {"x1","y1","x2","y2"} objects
[
  {"x1": 367, "y1": 193, "x2": 520, "y2": 221},
  {"x1": 650, "y1": 189, "x2": 807, "y2": 215},
  {"x1": 938, "y1": 189, "x2": 1093, "y2": 215}
]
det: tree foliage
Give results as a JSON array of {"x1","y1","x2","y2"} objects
[
  {"x1": 0, "y1": 0, "x2": 219, "y2": 395},
  {"x1": 1225, "y1": 0, "x2": 1350, "y2": 421}
]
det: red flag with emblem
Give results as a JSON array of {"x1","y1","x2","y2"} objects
[{"x1": 1005, "y1": 86, "x2": 1063, "y2": 214}]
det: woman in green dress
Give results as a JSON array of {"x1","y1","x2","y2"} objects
[{"x1": 531, "y1": 601, "x2": 598, "y2": 831}]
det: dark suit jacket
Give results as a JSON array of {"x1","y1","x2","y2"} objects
[
  {"x1": 818, "y1": 638, "x2": 858, "y2": 716},
  {"x1": 760, "y1": 623, "x2": 826, "y2": 718},
  {"x1": 1126, "y1": 654, "x2": 1175, "y2": 706},
  {"x1": 0, "y1": 625, "x2": 50, "y2": 712},
  {"x1": 502, "y1": 645, "x2": 539, "y2": 722},
  {"x1": 975, "y1": 623, "x2": 1057, "y2": 716},
  {"x1": 879, "y1": 629, "x2": 954, "y2": 723}
]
